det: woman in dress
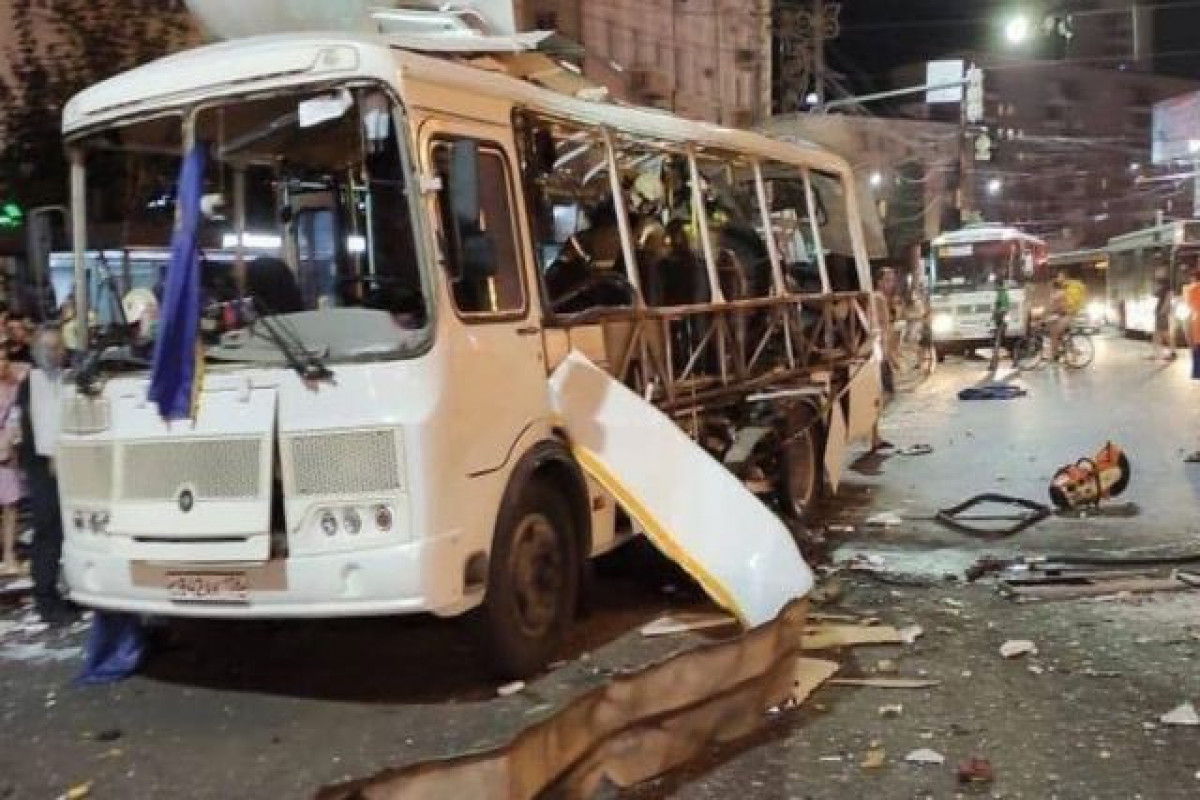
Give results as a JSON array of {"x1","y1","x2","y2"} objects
[{"x1": 0, "y1": 349, "x2": 27, "y2": 575}]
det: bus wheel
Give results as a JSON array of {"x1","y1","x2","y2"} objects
[
  {"x1": 480, "y1": 478, "x2": 579, "y2": 679},
  {"x1": 778, "y1": 407, "x2": 822, "y2": 522}
]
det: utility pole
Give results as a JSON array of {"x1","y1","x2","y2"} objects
[{"x1": 812, "y1": 0, "x2": 825, "y2": 107}]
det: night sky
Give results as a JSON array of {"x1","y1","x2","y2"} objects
[{"x1": 828, "y1": 1, "x2": 1200, "y2": 96}]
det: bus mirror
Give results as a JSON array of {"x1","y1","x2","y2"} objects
[{"x1": 448, "y1": 139, "x2": 481, "y2": 228}]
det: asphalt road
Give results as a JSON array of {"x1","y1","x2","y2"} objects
[
  {"x1": 3, "y1": 333, "x2": 1200, "y2": 799},
  {"x1": 641, "y1": 333, "x2": 1200, "y2": 800}
]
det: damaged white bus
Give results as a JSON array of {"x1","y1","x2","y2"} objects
[{"x1": 55, "y1": 3, "x2": 881, "y2": 676}]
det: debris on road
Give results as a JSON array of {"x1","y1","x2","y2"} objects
[
  {"x1": 1160, "y1": 703, "x2": 1200, "y2": 727},
  {"x1": 899, "y1": 624, "x2": 924, "y2": 644},
  {"x1": 905, "y1": 748, "x2": 946, "y2": 765},
  {"x1": 861, "y1": 746, "x2": 887, "y2": 769},
  {"x1": 640, "y1": 613, "x2": 737, "y2": 638},
  {"x1": 828, "y1": 677, "x2": 942, "y2": 689},
  {"x1": 999, "y1": 640, "x2": 1038, "y2": 659},
  {"x1": 63, "y1": 781, "x2": 93, "y2": 800},
  {"x1": 1048, "y1": 442, "x2": 1130, "y2": 512},
  {"x1": 865, "y1": 511, "x2": 903, "y2": 528},
  {"x1": 957, "y1": 756, "x2": 995, "y2": 784},
  {"x1": 1001, "y1": 573, "x2": 1195, "y2": 602},
  {"x1": 879, "y1": 703, "x2": 903, "y2": 718},
  {"x1": 791, "y1": 658, "x2": 840, "y2": 706},
  {"x1": 496, "y1": 681, "x2": 525, "y2": 697},
  {"x1": 1, "y1": 641, "x2": 82, "y2": 664},
  {"x1": 0, "y1": 577, "x2": 33, "y2": 606},
  {"x1": 957, "y1": 383, "x2": 1027, "y2": 401},
  {"x1": 323, "y1": 603, "x2": 817, "y2": 799},
  {"x1": 896, "y1": 444, "x2": 934, "y2": 456},
  {"x1": 935, "y1": 493, "x2": 1051, "y2": 538},
  {"x1": 808, "y1": 578, "x2": 845, "y2": 606},
  {"x1": 802, "y1": 624, "x2": 908, "y2": 650},
  {"x1": 808, "y1": 611, "x2": 873, "y2": 624}
]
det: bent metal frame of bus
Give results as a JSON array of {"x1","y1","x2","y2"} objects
[{"x1": 54, "y1": 29, "x2": 882, "y2": 677}]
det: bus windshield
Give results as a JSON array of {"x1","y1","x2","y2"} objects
[
  {"x1": 74, "y1": 84, "x2": 430, "y2": 363},
  {"x1": 934, "y1": 241, "x2": 1025, "y2": 293}
]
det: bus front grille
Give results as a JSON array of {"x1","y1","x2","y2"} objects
[{"x1": 121, "y1": 438, "x2": 263, "y2": 501}]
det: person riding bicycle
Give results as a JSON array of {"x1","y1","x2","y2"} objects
[
  {"x1": 1046, "y1": 273, "x2": 1072, "y2": 361},
  {"x1": 1062, "y1": 272, "x2": 1087, "y2": 319}
]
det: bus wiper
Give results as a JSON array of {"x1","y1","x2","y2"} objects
[{"x1": 250, "y1": 304, "x2": 333, "y2": 383}]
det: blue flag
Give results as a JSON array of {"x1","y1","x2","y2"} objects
[{"x1": 149, "y1": 143, "x2": 207, "y2": 420}]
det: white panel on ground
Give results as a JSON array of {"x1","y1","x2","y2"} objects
[{"x1": 549, "y1": 352, "x2": 812, "y2": 628}]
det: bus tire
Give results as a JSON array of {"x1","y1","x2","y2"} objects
[
  {"x1": 777, "y1": 404, "x2": 824, "y2": 522},
  {"x1": 478, "y1": 476, "x2": 580, "y2": 679}
]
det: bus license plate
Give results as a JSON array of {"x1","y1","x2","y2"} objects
[{"x1": 166, "y1": 571, "x2": 250, "y2": 604}]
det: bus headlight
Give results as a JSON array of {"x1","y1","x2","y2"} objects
[{"x1": 932, "y1": 313, "x2": 955, "y2": 335}]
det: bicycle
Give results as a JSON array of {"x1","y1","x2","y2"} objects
[{"x1": 1013, "y1": 319, "x2": 1095, "y2": 371}]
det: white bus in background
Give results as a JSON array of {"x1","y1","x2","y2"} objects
[
  {"x1": 1105, "y1": 219, "x2": 1200, "y2": 338},
  {"x1": 54, "y1": 2, "x2": 881, "y2": 677},
  {"x1": 927, "y1": 224, "x2": 1046, "y2": 355}
]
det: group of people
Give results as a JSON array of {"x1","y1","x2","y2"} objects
[{"x1": 0, "y1": 309, "x2": 75, "y2": 626}]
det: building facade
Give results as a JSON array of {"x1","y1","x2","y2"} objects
[
  {"x1": 516, "y1": 0, "x2": 773, "y2": 126},
  {"x1": 974, "y1": 60, "x2": 1198, "y2": 250},
  {"x1": 1053, "y1": 0, "x2": 1154, "y2": 70}
]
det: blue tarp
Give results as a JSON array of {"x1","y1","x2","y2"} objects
[{"x1": 77, "y1": 612, "x2": 144, "y2": 685}]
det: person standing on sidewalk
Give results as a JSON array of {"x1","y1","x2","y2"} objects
[{"x1": 19, "y1": 325, "x2": 75, "y2": 624}]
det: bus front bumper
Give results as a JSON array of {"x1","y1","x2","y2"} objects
[{"x1": 63, "y1": 535, "x2": 465, "y2": 619}]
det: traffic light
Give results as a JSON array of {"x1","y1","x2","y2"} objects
[
  {"x1": 965, "y1": 66, "x2": 984, "y2": 124},
  {"x1": 0, "y1": 202, "x2": 23, "y2": 230}
]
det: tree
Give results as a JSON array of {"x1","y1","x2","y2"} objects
[{"x1": 0, "y1": 0, "x2": 195, "y2": 209}]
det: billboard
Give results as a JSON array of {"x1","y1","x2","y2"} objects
[{"x1": 1152, "y1": 90, "x2": 1200, "y2": 165}]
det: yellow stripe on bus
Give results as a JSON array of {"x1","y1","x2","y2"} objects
[{"x1": 571, "y1": 445, "x2": 748, "y2": 628}]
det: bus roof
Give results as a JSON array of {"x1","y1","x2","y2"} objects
[
  {"x1": 931, "y1": 224, "x2": 1044, "y2": 248},
  {"x1": 62, "y1": 32, "x2": 851, "y2": 177}
]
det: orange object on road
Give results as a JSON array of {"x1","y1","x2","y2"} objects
[{"x1": 1049, "y1": 442, "x2": 1131, "y2": 510}]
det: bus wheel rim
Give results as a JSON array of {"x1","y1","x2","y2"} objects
[{"x1": 509, "y1": 513, "x2": 563, "y2": 638}]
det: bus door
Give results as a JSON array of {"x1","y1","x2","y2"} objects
[{"x1": 422, "y1": 119, "x2": 550, "y2": 477}]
